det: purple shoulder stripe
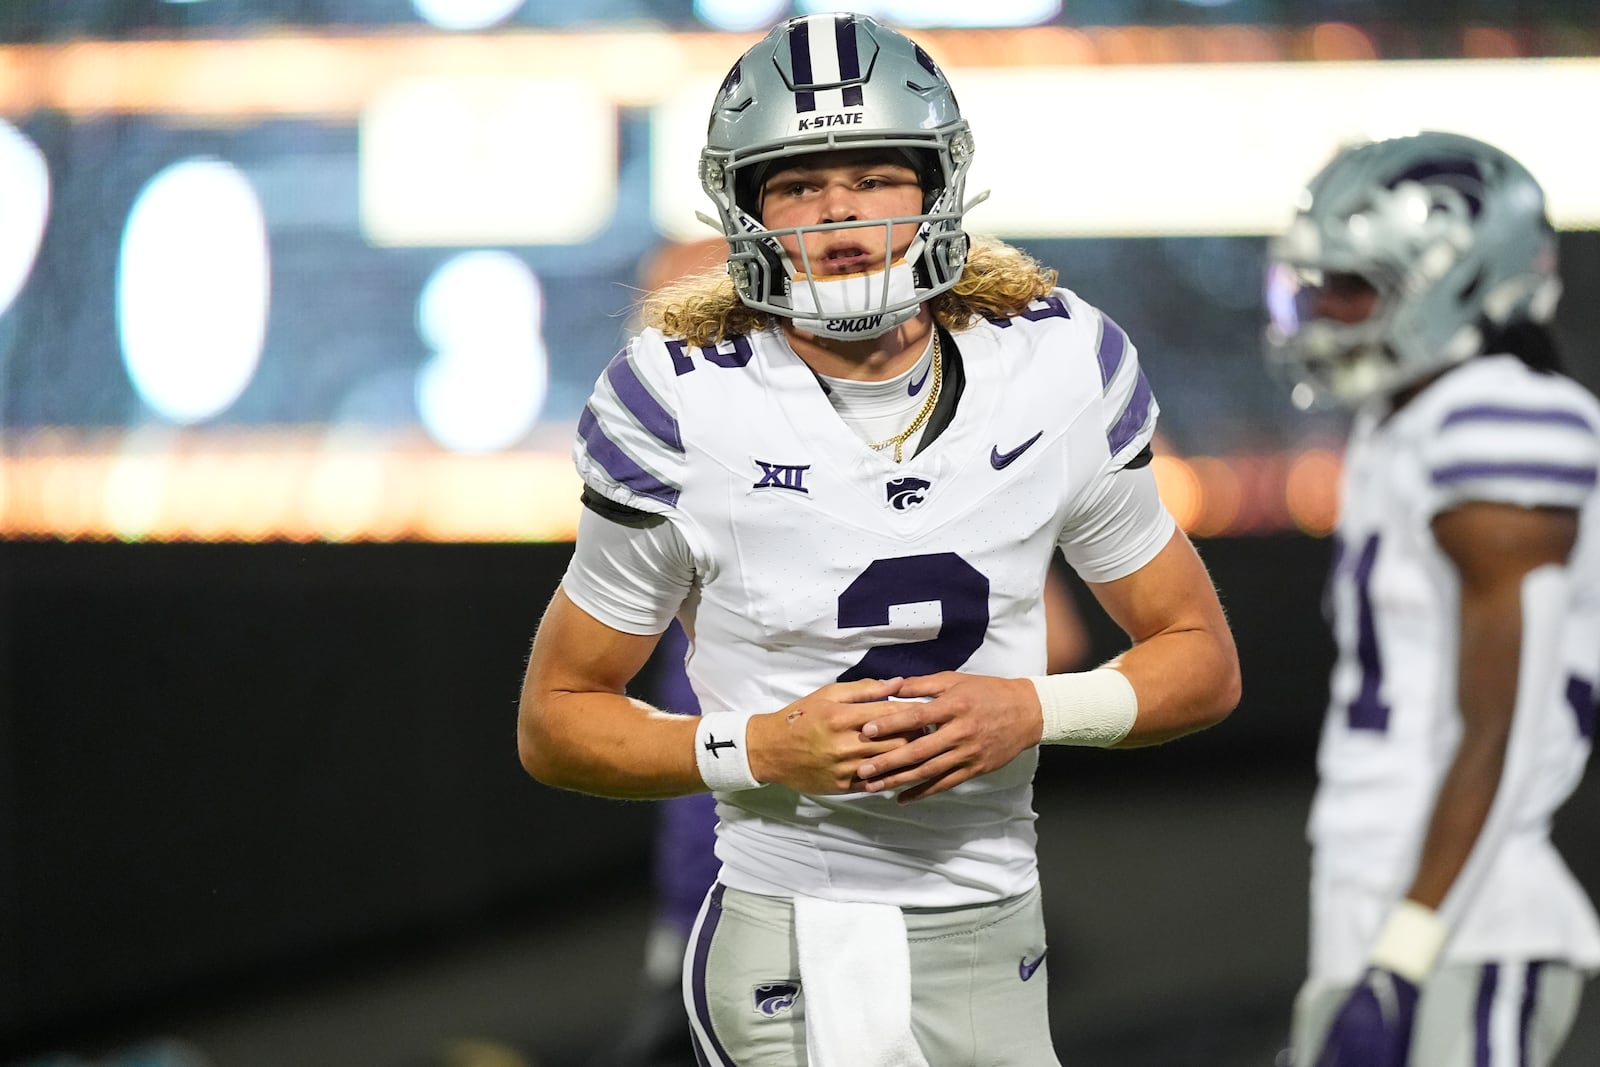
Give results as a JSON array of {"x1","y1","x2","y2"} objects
[
  {"x1": 1431, "y1": 461, "x2": 1598, "y2": 487},
  {"x1": 1095, "y1": 312, "x2": 1128, "y2": 389},
  {"x1": 1441, "y1": 404, "x2": 1594, "y2": 432},
  {"x1": 1107, "y1": 370, "x2": 1154, "y2": 457},
  {"x1": 605, "y1": 348, "x2": 683, "y2": 453},
  {"x1": 578, "y1": 406, "x2": 681, "y2": 508}
]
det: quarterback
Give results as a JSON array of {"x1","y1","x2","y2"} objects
[
  {"x1": 518, "y1": 14, "x2": 1240, "y2": 1067},
  {"x1": 1267, "y1": 132, "x2": 1600, "y2": 1066}
]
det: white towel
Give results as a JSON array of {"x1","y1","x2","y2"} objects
[{"x1": 792, "y1": 895, "x2": 931, "y2": 1067}]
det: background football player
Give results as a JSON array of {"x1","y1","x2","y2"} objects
[{"x1": 1266, "y1": 131, "x2": 1600, "y2": 1067}]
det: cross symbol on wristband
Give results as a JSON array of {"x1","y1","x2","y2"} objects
[{"x1": 703, "y1": 736, "x2": 736, "y2": 759}]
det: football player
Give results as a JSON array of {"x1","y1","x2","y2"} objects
[
  {"x1": 518, "y1": 14, "x2": 1239, "y2": 1066},
  {"x1": 1266, "y1": 131, "x2": 1600, "y2": 1066},
  {"x1": 602, "y1": 569, "x2": 1093, "y2": 1067}
]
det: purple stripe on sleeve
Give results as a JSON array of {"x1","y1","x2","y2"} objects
[
  {"x1": 836, "y1": 15, "x2": 863, "y2": 106},
  {"x1": 690, "y1": 884, "x2": 736, "y2": 1067},
  {"x1": 1107, "y1": 371, "x2": 1154, "y2": 456},
  {"x1": 1431, "y1": 462, "x2": 1599, "y2": 487},
  {"x1": 605, "y1": 349, "x2": 683, "y2": 453},
  {"x1": 578, "y1": 406, "x2": 681, "y2": 508},
  {"x1": 789, "y1": 20, "x2": 815, "y2": 112},
  {"x1": 1095, "y1": 312, "x2": 1128, "y2": 388},
  {"x1": 1475, "y1": 963, "x2": 1499, "y2": 1067},
  {"x1": 1519, "y1": 962, "x2": 1543, "y2": 1067},
  {"x1": 1442, "y1": 405, "x2": 1594, "y2": 432},
  {"x1": 1567, "y1": 676, "x2": 1597, "y2": 739}
]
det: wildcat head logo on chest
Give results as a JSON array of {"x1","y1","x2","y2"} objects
[
  {"x1": 886, "y1": 476, "x2": 931, "y2": 510},
  {"x1": 752, "y1": 460, "x2": 811, "y2": 493}
]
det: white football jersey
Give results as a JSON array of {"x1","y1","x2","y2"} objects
[
  {"x1": 1310, "y1": 354, "x2": 1600, "y2": 979},
  {"x1": 569, "y1": 288, "x2": 1172, "y2": 907}
]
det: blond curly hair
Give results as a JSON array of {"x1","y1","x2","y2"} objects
[{"x1": 640, "y1": 237, "x2": 1059, "y2": 347}]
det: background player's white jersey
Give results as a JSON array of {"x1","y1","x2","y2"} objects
[
  {"x1": 569, "y1": 288, "x2": 1172, "y2": 907},
  {"x1": 1311, "y1": 354, "x2": 1600, "y2": 980}
]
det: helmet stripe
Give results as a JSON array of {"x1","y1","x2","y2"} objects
[
  {"x1": 836, "y1": 15, "x2": 863, "y2": 107},
  {"x1": 788, "y1": 19, "x2": 816, "y2": 113}
]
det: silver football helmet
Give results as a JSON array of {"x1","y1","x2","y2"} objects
[
  {"x1": 699, "y1": 13, "x2": 977, "y2": 339},
  {"x1": 1265, "y1": 131, "x2": 1561, "y2": 407}
]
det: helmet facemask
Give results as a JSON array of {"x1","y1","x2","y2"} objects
[{"x1": 699, "y1": 14, "x2": 977, "y2": 341}]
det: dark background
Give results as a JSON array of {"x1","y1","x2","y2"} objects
[
  {"x1": 5, "y1": 4, "x2": 1600, "y2": 1065},
  {"x1": 3, "y1": 534, "x2": 1598, "y2": 1066}
]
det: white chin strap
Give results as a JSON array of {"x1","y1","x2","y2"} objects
[{"x1": 787, "y1": 261, "x2": 919, "y2": 340}]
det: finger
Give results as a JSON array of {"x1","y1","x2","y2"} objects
[
  {"x1": 856, "y1": 732, "x2": 945, "y2": 781},
  {"x1": 829, "y1": 676, "x2": 905, "y2": 703},
  {"x1": 887, "y1": 755, "x2": 974, "y2": 802},
  {"x1": 893, "y1": 673, "x2": 956, "y2": 700},
  {"x1": 861, "y1": 751, "x2": 968, "y2": 800},
  {"x1": 861, "y1": 699, "x2": 940, "y2": 739},
  {"x1": 893, "y1": 768, "x2": 968, "y2": 803}
]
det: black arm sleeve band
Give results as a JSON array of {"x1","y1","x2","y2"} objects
[
  {"x1": 1121, "y1": 444, "x2": 1153, "y2": 471},
  {"x1": 580, "y1": 486, "x2": 667, "y2": 529}
]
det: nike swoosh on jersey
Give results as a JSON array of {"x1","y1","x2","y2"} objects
[
  {"x1": 990, "y1": 431, "x2": 1044, "y2": 470},
  {"x1": 907, "y1": 363, "x2": 931, "y2": 397},
  {"x1": 1019, "y1": 950, "x2": 1047, "y2": 981}
]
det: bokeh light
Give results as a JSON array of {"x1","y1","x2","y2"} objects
[
  {"x1": 415, "y1": 251, "x2": 550, "y2": 454},
  {"x1": 117, "y1": 158, "x2": 270, "y2": 426}
]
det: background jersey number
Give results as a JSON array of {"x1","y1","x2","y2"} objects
[
  {"x1": 1332, "y1": 532, "x2": 1391, "y2": 732},
  {"x1": 836, "y1": 553, "x2": 990, "y2": 682}
]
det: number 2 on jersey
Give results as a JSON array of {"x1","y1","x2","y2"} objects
[{"x1": 836, "y1": 553, "x2": 991, "y2": 682}]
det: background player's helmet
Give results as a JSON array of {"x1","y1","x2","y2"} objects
[
  {"x1": 1264, "y1": 130, "x2": 1561, "y2": 406},
  {"x1": 700, "y1": 13, "x2": 975, "y2": 333}
]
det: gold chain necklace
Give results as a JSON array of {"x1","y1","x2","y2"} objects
[{"x1": 866, "y1": 331, "x2": 942, "y2": 463}]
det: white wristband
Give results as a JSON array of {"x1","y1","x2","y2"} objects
[
  {"x1": 1370, "y1": 899, "x2": 1448, "y2": 983},
  {"x1": 1029, "y1": 668, "x2": 1137, "y2": 747},
  {"x1": 694, "y1": 711, "x2": 760, "y2": 792}
]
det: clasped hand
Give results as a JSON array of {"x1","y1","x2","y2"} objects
[{"x1": 749, "y1": 672, "x2": 1042, "y2": 803}]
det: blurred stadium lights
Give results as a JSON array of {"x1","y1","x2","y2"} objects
[
  {"x1": 798, "y1": 0, "x2": 1061, "y2": 28},
  {"x1": 2, "y1": 20, "x2": 1596, "y2": 543},
  {"x1": 653, "y1": 55, "x2": 1600, "y2": 238},
  {"x1": 414, "y1": 251, "x2": 550, "y2": 453},
  {"x1": 360, "y1": 76, "x2": 616, "y2": 246},
  {"x1": 413, "y1": 0, "x2": 526, "y2": 32},
  {"x1": 9, "y1": 26, "x2": 1593, "y2": 118},
  {"x1": 693, "y1": 1, "x2": 1063, "y2": 30},
  {"x1": 117, "y1": 158, "x2": 270, "y2": 425},
  {"x1": 0, "y1": 434, "x2": 1339, "y2": 542},
  {"x1": 15, "y1": 31, "x2": 1579, "y2": 240},
  {"x1": 694, "y1": 0, "x2": 789, "y2": 32},
  {"x1": 0, "y1": 431, "x2": 585, "y2": 543},
  {"x1": 0, "y1": 117, "x2": 48, "y2": 319}
]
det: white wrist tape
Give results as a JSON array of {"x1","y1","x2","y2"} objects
[
  {"x1": 1370, "y1": 899, "x2": 1448, "y2": 983},
  {"x1": 694, "y1": 711, "x2": 760, "y2": 792},
  {"x1": 1029, "y1": 668, "x2": 1137, "y2": 747}
]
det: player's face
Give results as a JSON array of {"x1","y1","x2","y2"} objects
[
  {"x1": 757, "y1": 151, "x2": 924, "y2": 278},
  {"x1": 1312, "y1": 272, "x2": 1380, "y2": 324}
]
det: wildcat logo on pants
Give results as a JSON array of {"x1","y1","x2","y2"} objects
[{"x1": 753, "y1": 981, "x2": 800, "y2": 1016}]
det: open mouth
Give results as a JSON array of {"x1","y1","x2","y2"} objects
[{"x1": 808, "y1": 243, "x2": 871, "y2": 275}]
